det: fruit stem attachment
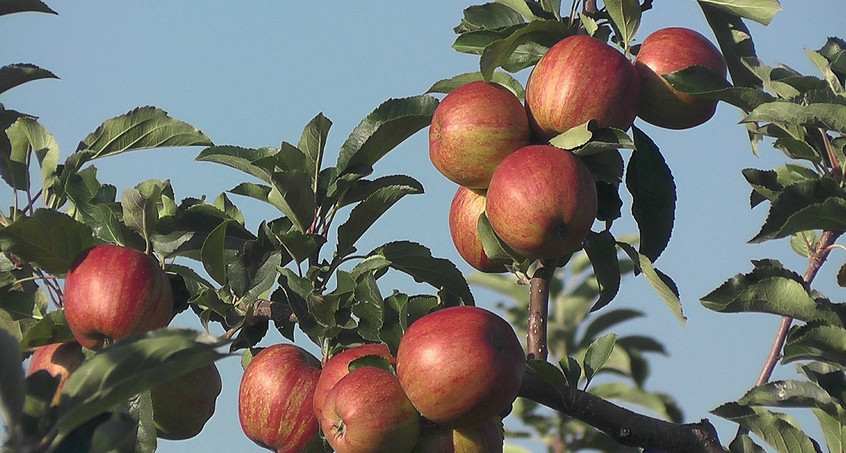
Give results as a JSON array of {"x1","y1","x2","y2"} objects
[{"x1": 527, "y1": 259, "x2": 556, "y2": 361}]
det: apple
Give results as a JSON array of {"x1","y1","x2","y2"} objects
[
  {"x1": 412, "y1": 417, "x2": 504, "y2": 453},
  {"x1": 396, "y1": 306, "x2": 525, "y2": 429},
  {"x1": 429, "y1": 81, "x2": 530, "y2": 189},
  {"x1": 238, "y1": 344, "x2": 323, "y2": 453},
  {"x1": 634, "y1": 27, "x2": 727, "y2": 129},
  {"x1": 484, "y1": 145, "x2": 597, "y2": 260},
  {"x1": 27, "y1": 341, "x2": 85, "y2": 405},
  {"x1": 63, "y1": 244, "x2": 173, "y2": 350},
  {"x1": 525, "y1": 35, "x2": 641, "y2": 142},
  {"x1": 448, "y1": 186, "x2": 508, "y2": 273},
  {"x1": 320, "y1": 366, "x2": 421, "y2": 453},
  {"x1": 313, "y1": 343, "x2": 396, "y2": 420},
  {"x1": 149, "y1": 362, "x2": 222, "y2": 440}
]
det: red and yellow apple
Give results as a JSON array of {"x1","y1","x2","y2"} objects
[
  {"x1": 63, "y1": 244, "x2": 173, "y2": 350},
  {"x1": 27, "y1": 340, "x2": 85, "y2": 405},
  {"x1": 412, "y1": 417, "x2": 504, "y2": 453},
  {"x1": 429, "y1": 81, "x2": 530, "y2": 189},
  {"x1": 150, "y1": 362, "x2": 222, "y2": 440},
  {"x1": 448, "y1": 186, "x2": 508, "y2": 273},
  {"x1": 313, "y1": 343, "x2": 396, "y2": 420}
]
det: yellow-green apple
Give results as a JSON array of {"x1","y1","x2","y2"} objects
[
  {"x1": 525, "y1": 35, "x2": 641, "y2": 142},
  {"x1": 27, "y1": 340, "x2": 85, "y2": 405},
  {"x1": 320, "y1": 366, "x2": 421, "y2": 453},
  {"x1": 313, "y1": 343, "x2": 396, "y2": 420},
  {"x1": 485, "y1": 145, "x2": 597, "y2": 260},
  {"x1": 238, "y1": 344, "x2": 323, "y2": 453},
  {"x1": 396, "y1": 306, "x2": 524, "y2": 429},
  {"x1": 634, "y1": 27, "x2": 727, "y2": 129},
  {"x1": 448, "y1": 186, "x2": 508, "y2": 273},
  {"x1": 429, "y1": 81, "x2": 530, "y2": 189},
  {"x1": 412, "y1": 417, "x2": 504, "y2": 453},
  {"x1": 63, "y1": 244, "x2": 173, "y2": 350},
  {"x1": 150, "y1": 362, "x2": 222, "y2": 440}
]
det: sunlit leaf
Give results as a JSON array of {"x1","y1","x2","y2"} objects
[
  {"x1": 479, "y1": 20, "x2": 572, "y2": 81},
  {"x1": 201, "y1": 220, "x2": 233, "y2": 286},
  {"x1": 0, "y1": 209, "x2": 94, "y2": 275},
  {"x1": 784, "y1": 322, "x2": 846, "y2": 366},
  {"x1": 19, "y1": 309, "x2": 74, "y2": 349},
  {"x1": 743, "y1": 102, "x2": 846, "y2": 135},
  {"x1": 195, "y1": 146, "x2": 277, "y2": 183},
  {"x1": 298, "y1": 113, "x2": 332, "y2": 189},
  {"x1": 426, "y1": 71, "x2": 525, "y2": 100},
  {"x1": 268, "y1": 170, "x2": 315, "y2": 233},
  {"x1": 751, "y1": 178, "x2": 846, "y2": 243},
  {"x1": 697, "y1": 0, "x2": 781, "y2": 26},
  {"x1": 604, "y1": 0, "x2": 640, "y2": 48},
  {"x1": 583, "y1": 333, "x2": 617, "y2": 387},
  {"x1": 6, "y1": 116, "x2": 59, "y2": 197},
  {"x1": 739, "y1": 380, "x2": 835, "y2": 408},
  {"x1": 453, "y1": 2, "x2": 526, "y2": 33},
  {"x1": 664, "y1": 65, "x2": 773, "y2": 112},
  {"x1": 700, "y1": 3, "x2": 761, "y2": 89},
  {"x1": 618, "y1": 242, "x2": 684, "y2": 325},
  {"x1": 712, "y1": 403, "x2": 822, "y2": 453}
]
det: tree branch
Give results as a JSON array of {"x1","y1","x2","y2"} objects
[{"x1": 527, "y1": 260, "x2": 555, "y2": 360}]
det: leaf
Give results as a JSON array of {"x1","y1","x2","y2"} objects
[
  {"x1": 591, "y1": 382, "x2": 682, "y2": 422},
  {"x1": 479, "y1": 20, "x2": 572, "y2": 81},
  {"x1": 5, "y1": 116, "x2": 60, "y2": 197},
  {"x1": 617, "y1": 242, "x2": 685, "y2": 325},
  {"x1": 227, "y1": 224, "x2": 282, "y2": 302},
  {"x1": 527, "y1": 359, "x2": 566, "y2": 389},
  {"x1": 298, "y1": 113, "x2": 332, "y2": 189},
  {"x1": 626, "y1": 127, "x2": 676, "y2": 262},
  {"x1": 0, "y1": 327, "x2": 24, "y2": 435},
  {"x1": 783, "y1": 323, "x2": 846, "y2": 366},
  {"x1": 741, "y1": 165, "x2": 819, "y2": 207},
  {"x1": 121, "y1": 180, "x2": 172, "y2": 241},
  {"x1": 54, "y1": 329, "x2": 227, "y2": 441},
  {"x1": 743, "y1": 102, "x2": 846, "y2": 135},
  {"x1": 268, "y1": 170, "x2": 315, "y2": 233},
  {"x1": 711, "y1": 403, "x2": 822, "y2": 453},
  {"x1": 700, "y1": 3, "x2": 761, "y2": 89},
  {"x1": 75, "y1": 106, "x2": 213, "y2": 163},
  {"x1": 426, "y1": 71, "x2": 526, "y2": 100},
  {"x1": 367, "y1": 241, "x2": 474, "y2": 306},
  {"x1": 583, "y1": 230, "x2": 621, "y2": 312},
  {"x1": 811, "y1": 406, "x2": 846, "y2": 453},
  {"x1": 195, "y1": 146, "x2": 277, "y2": 183},
  {"x1": 730, "y1": 432, "x2": 768, "y2": 453},
  {"x1": 604, "y1": 0, "x2": 641, "y2": 48},
  {"x1": 697, "y1": 0, "x2": 782, "y2": 26},
  {"x1": 750, "y1": 178, "x2": 846, "y2": 243},
  {"x1": 0, "y1": 209, "x2": 94, "y2": 275},
  {"x1": 0, "y1": 63, "x2": 58, "y2": 95},
  {"x1": 201, "y1": 220, "x2": 234, "y2": 286},
  {"x1": 581, "y1": 308, "x2": 644, "y2": 347},
  {"x1": 19, "y1": 309, "x2": 74, "y2": 349},
  {"x1": 583, "y1": 333, "x2": 617, "y2": 387},
  {"x1": 739, "y1": 380, "x2": 835, "y2": 409},
  {"x1": 0, "y1": 0, "x2": 56, "y2": 16},
  {"x1": 663, "y1": 65, "x2": 774, "y2": 112},
  {"x1": 453, "y1": 2, "x2": 526, "y2": 33},
  {"x1": 336, "y1": 96, "x2": 439, "y2": 173}
]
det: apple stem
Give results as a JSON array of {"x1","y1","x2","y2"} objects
[{"x1": 527, "y1": 259, "x2": 555, "y2": 361}]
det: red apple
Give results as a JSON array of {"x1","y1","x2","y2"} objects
[
  {"x1": 313, "y1": 343, "x2": 396, "y2": 420},
  {"x1": 396, "y1": 306, "x2": 525, "y2": 429},
  {"x1": 525, "y1": 35, "x2": 641, "y2": 142},
  {"x1": 635, "y1": 27, "x2": 727, "y2": 129},
  {"x1": 63, "y1": 244, "x2": 173, "y2": 350},
  {"x1": 239, "y1": 344, "x2": 323, "y2": 453},
  {"x1": 448, "y1": 186, "x2": 508, "y2": 273},
  {"x1": 412, "y1": 417, "x2": 504, "y2": 453},
  {"x1": 27, "y1": 341, "x2": 85, "y2": 405},
  {"x1": 485, "y1": 145, "x2": 597, "y2": 260},
  {"x1": 321, "y1": 366, "x2": 421, "y2": 453},
  {"x1": 150, "y1": 362, "x2": 222, "y2": 440},
  {"x1": 429, "y1": 81, "x2": 530, "y2": 189}
]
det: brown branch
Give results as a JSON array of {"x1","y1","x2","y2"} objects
[
  {"x1": 527, "y1": 260, "x2": 555, "y2": 361},
  {"x1": 519, "y1": 367, "x2": 725, "y2": 453}
]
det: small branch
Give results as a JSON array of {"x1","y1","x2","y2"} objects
[
  {"x1": 251, "y1": 298, "x2": 298, "y2": 325},
  {"x1": 527, "y1": 260, "x2": 555, "y2": 361}
]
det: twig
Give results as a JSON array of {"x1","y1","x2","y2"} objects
[{"x1": 527, "y1": 260, "x2": 555, "y2": 361}]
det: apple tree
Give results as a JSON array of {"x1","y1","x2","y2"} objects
[{"x1": 2, "y1": 0, "x2": 846, "y2": 452}]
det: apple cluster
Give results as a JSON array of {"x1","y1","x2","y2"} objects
[
  {"x1": 28, "y1": 243, "x2": 222, "y2": 441},
  {"x1": 237, "y1": 305, "x2": 526, "y2": 453},
  {"x1": 433, "y1": 28, "x2": 726, "y2": 271}
]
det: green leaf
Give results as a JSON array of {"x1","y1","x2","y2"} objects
[
  {"x1": 558, "y1": 356, "x2": 581, "y2": 389},
  {"x1": 368, "y1": 241, "x2": 474, "y2": 306},
  {"x1": 268, "y1": 170, "x2": 315, "y2": 233},
  {"x1": 352, "y1": 273, "x2": 384, "y2": 342},
  {"x1": 76, "y1": 106, "x2": 213, "y2": 163},
  {"x1": 335, "y1": 177, "x2": 423, "y2": 257},
  {"x1": 750, "y1": 178, "x2": 846, "y2": 243},
  {"x1": 711, "y1": 403, "x2": 822, "y2": 453},
  {"x1": 19, "y1": 309, "x2": 74, "y2": 349},
  {"x1": 201, "y1": 220, "x2": 234, "y2": 286},
  {"x1": 741, "y1": 165, "x2": 819, "y2": 207},
  {"x1": 122, "y1": 179, "x2": 172, "y2": 241},
  {"x1": 479, "y1": 20, "x2": 572, "y2": 81},
  {"x1": 195, "y1": 146, "x2": 277, "y2": 183},
  {"x1": 700, "y1": 3, "x2": 761, "y2": 89},
  {"x1": 740, "y1": 379, "x2": 836, "y2": 409},
  {"x1": 527, "y1": 359, "x2": 566, "y2": 389},
  {"x1": 811, "y1": 405, "x2": 846, "y2": 453},
  {"x1": 5, "y1": 116, "x2": 60, "y2": 198},
  {"x1": 454, "y1": 2, "x2": 526, "y2": 33},
  {"x1": 426, "y1": 71, "x2": 526, "y2": 100},
  {"x1": 298, "y1": 113, "x2": 332, "y2": 190},
  {"x1": 583, "y1": 230, "x2": 621, "y2": 312},
  {"x1": 604, "y1": 0, "x2": 641, "y2": 48},
  {"x1": 743, "y1": 102, "x2": 846, "y2": 135},
  {"x1": 0, "y1": 63, "x2": 58, "y2": 95},
  {"x1": 337, "y1": 96, "x2": 439, "y2": 173},
  {"x1": 664, "y1": 65, "x2": 774, "y2": 112},
  {"x1": 618, "y1": 242, "x2": 685, "y2": 325},
  {"x1": 227, "y1": 224, "x2": 282, "y2": 302},
  {"x1": 0, "y1": 209, "x2": 94, "y2": 275},
  {"x1": 581, "y1": 308, "x2": 643, "y2": 347},
  {"x1": 54, "y1": 329, "x2": 227, "y2": 442},
  {"x1": 0, "y1": 0, "x2": 56, "y2": 16},
  {"x1": 697, "y1": 0, "x2": 781, "y2": 26},
  {"x1": 784, "y1": 323, "x2": 846, "y2": 366},
  {"x1": 626, "y1": 127, "x2": 676, "y2": 262},
  {"x1": 583, "y1": 333, "x2": 617, "y2": 387},
  {"x1": 0, "y1": 327, "x2": 24, "y2": 435},
  {"x1": 591, "y1": 382, "x2": 682, "y2": 422}
]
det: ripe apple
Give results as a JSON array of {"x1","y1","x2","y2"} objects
[
  {"x1": 525, "y1": 35, "x2": 641, "y2": 142},
  {"x1": 63, "y1": 244, "x2": 174, "y2": 350},
  {"x1": 448, "y1": 186, "x2": 508, "y2": 273},
  {"x1": 239, "y1": 344, "x2": 323, "y2": 453},
  {"x1": 27, "y1": 341, "x2": 85, "y2": 405},
  {"x1": 313, "y1": 343, "x2": 396, "y2": 420},
  {"x1": 634, "y1": 27, "x2": 727, "y2": 129},
  {"x1": 396, "y1": 306, "x2": 525, "y2": 429},
  {"x1": 429, "y1": 81, "x2": 530, "y2": 189},
  {"x1": 485, "y1": 145, "x2": 597, "y2": 260},
  {"x1": 320, "y1": 366, "x2": 421, "y2": 453},
  {"x1": 149, "y1": 362, "x2": 222, "y2": 440},
  {"x1": 412, "y1": 417, "x2": 504, "y2": 453}
]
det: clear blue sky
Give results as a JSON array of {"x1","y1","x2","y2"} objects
[{"x1": 2, "y1": 2, "x2": 843, "y2": 451}]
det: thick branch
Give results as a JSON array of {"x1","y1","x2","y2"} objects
[
  {"x1": 527, "y1": 260, "x2": 555, "y2": 361},
  {"x1": 519, "y1": 367, "x2": 724, "y2": 453}
]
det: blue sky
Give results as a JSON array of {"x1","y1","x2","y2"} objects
[{"x1": 2, "y1": 2, "x2": 843, "y2": 451}]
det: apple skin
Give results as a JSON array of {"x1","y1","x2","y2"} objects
[
  {"x1": 149, "y1": 362, "x2": 222, "y2": 440},
  {"x1": 27, "y1": 341, "x2": 85, "y2": 405},
  {"x1": 63, "y1": 244, "x2": 174, "y2": 350},
  {"x1": 238, "y1": 344, "x2": 323, "y2": 453},
  {"x1": 635, "y1": 27, "x2": 727, "y2": 129},
  {"x1": 448, "y1": 186, "x2": 508, "y2": 273},
  {"x1": 396, "y1": 306, "x2": 525, "y2": 429},
  {"x1": 525, "y1": 35, "x2": 641, "y2": 142},
  {"x1": 320, "y1": 366, "x2": 421, "y2": 453},
  {"x1": 485, "y1": 145, "x2": 597, "y2": 260},
  {"x1": 313, "y1": 343, "x2": 396, "y2": 420},
  {"x1": 429, "y1": 81, "x2": 530, "y2": 189},
  {"x1": 412, "y1": 417, "x2": 504, "y2": 453}
]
